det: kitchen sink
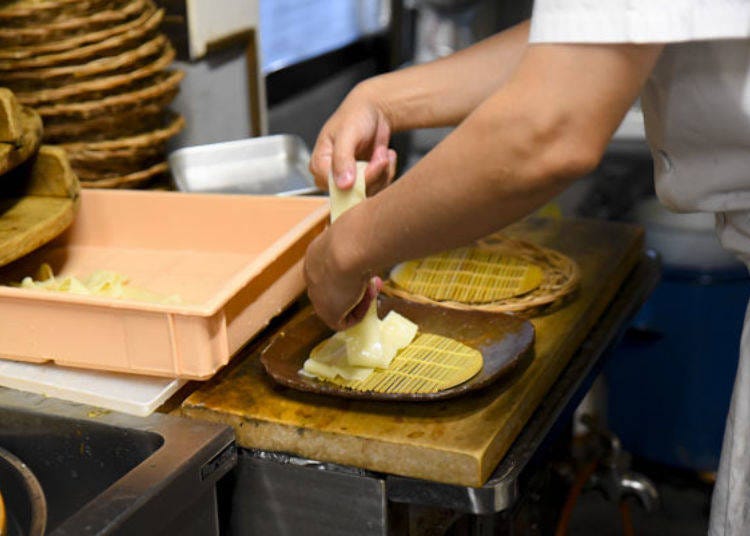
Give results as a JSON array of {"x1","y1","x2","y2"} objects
[{"x1": 0, "y1": 388, "x2": 236, "y2": 535}]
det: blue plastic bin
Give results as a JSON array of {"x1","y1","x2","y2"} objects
[{"x1": 605, "y1": 268, "x2": 749, "y2": 472}]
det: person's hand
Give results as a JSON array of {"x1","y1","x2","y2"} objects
[
  {"x1": 310, "y1": 84, "x2": 397, "y2": 195},
  {"x1": 304, "y1": 221, "x2": 382, "y2": 331}
]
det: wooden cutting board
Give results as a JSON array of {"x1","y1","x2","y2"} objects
[{"x1": 181, "y1": 218, "x2": 644, "y2": 487}]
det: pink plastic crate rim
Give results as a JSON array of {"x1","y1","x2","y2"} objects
[{"x1": 0, "y1": 189, "x2": 329, "y2": 379}]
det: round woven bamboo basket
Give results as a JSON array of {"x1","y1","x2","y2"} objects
[
  {"x1": 0, "y1": 33, "x2": 168, "y2": 91},
  {"x1": 0, "y1": 0, "x2": 145, "y2": 47},
  {"x1": 35, "y1": 69, "x2": 183, "y2": 120},
  {"x1": 65, "y1": 130, "x2": 176, "y2": 176},
  {"x1": 59, "y1": 111, "x2": 183, "y2": 151},
  {"x1": 0, "y1": 0, "x2": 114, "y2": 26},
  {"x1": 64, "y1": 143, "x2": 180, "y2": 177},
  {"x1": 0, "y1": 1, "x2": 157, "y2": 58},
  {"x1": 70, "y1": 147, "x2": 162, "y2": 171},
  {"x1": 14, "y1": 40, "x2": 174, "y2": 104},
  {"x1": 0, "y1": 0, "x2": 113, "y2": 16},
  {"x1": 79, "y1": 160, "x2": 168, "y2": 189},
  {"x1": 0, "y1": 0, "x2": 183, "y2": 187},
  {"x1": 72, "y1": 151, "x2": 163, "y2": 179},
  {"x1": 0, "y1": 7, "x2": 162, "y2": 65},
  {"x1": 42, "y1": 103, "x2": 167, "y2": 143},
  {"x1": 382, "y1": 235, "x2": 580, "y2": 316}
]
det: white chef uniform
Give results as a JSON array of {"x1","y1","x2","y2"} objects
[{"x1": 530, "y1": 1, "x2": 750, "y2": 534}]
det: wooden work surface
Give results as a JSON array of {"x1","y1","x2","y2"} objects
[{"x1": 181, "y1": 218, "x2": 644, "y2": 487}]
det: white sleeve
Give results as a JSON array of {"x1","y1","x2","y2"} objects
[{"x1": 530, "y1": 0, "x2": 750, "y2": 44}]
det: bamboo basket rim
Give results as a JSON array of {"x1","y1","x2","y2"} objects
[
  {"x1": 36, "y1": 69, "x2": 183, "y2": 118},
  {"x1": 0, "y1": 0, "x2": 146, "y2": 46},
  {"x1": 0, "y1": 2, "x2": 115, "y2": 27},
  {"x1": 69, "y1": 151, "x2": 163, "y2": 173},
  {"x1": 73, "y1": 154, "x2": 162, "y2": 179},
  {"x1": 381, "y1": 235, "x2": 580, "y2": 316},
  {"x1": 67, "y1": 142, "x2": 164, "y2": 161},
  {"x1": 60, "y1": 113, "x2": 184, "y2": 154},
  {"x1": 0, "y1": 0, "x2": 111, "y2": 17},
  {"x1": 2, "y1": 33, "x2": 167, "y2": 83},
  {"x1": 15, "y1": 41, "x2": 174, "y2": 105},
  {"x1": 42, "y1": 103, "x2": 165, "y2": 141},
  {"x1": 0, "y1": 2, "x2": 157, "y2": 59},
  {"x1": 0, "y1": 7, "x2": 162, "y2": 65},
  {"x1": 80, "y1": 160, "x2": 168, "y2": 188}
]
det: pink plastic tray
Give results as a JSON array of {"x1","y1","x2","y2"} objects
[{"x1": 0, "y1": 189, "x2": 328, "y2": 379}]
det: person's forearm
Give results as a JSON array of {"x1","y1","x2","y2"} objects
[
  {"x1": 333, "y1": 44, "x2": 662, "y2": 275},
  {"x1": 357, "y1": 20, "x2": 530, "y2": 131}
]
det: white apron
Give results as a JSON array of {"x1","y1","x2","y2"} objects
[
  {"x1": 530, "y1": 2, "x2": 750, "y2": 534},
  {"x1": 643, "y1": 41, "x2": 750, "y2": 536}
]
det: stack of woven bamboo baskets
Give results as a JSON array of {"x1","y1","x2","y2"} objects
[{"x1": 0, "y1": 0, "x2": 184, "y2": 188}]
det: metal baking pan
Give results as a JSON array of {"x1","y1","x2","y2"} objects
[{"x1": 169, "y1": 134, "x2": 320, "y2": 196}]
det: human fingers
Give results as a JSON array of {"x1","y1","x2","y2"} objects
[
  {"x1": 364, "y1": 146, "x2": 390, "y2": 195},
  {"x1": 341, "y1": 277, "x2": 382, "y2": 328},
  {"x1": 386, "y1": 149, "x2": 397, "y2": 185},
  {"x1": 331, "y1": 126, "x2": 360, "y2": 190},
  {"x1": 305, "y1": 269, "x2": 363, "y2": 331},
  {"x1": 365, "y1": 148, "x2": 398, "y2": 195},
  {"x1": 304, "y1": 232, "x2": 369, "y2": 330},
  {"x1": 310, "y1": 134, "x2": 333, "y2": 191}
]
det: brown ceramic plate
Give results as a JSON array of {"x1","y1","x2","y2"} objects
[{"x1": 260, "y1": 296, "x2": 535, "y2": 401}]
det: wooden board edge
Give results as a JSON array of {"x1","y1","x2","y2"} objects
[
  {"x1": 181, "y1": 404, "x2": 487, "y2": 487},
  {"x1": 476, "y1": 228, "x2": 644, "y2": 483}
]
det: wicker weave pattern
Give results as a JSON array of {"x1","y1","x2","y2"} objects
[
  {"x1": 0, "y1": 0, "x2": 146, "y2": 47},
  {"x1": 0, "y1": 8, "x2": 162, "y2": 65},
  {"x1": 15, "y1": 41, "x2": 174, "y2": 104},
  {"x1": 0, "y1": 0, "x2": 182, "y2": 188},
  {"x1": 1, "y1": 33, "x2": 168, "y2": 87},
  {"x1": 59, "y1": 112, "x2": 183, "y2": 151},
  {"x1": 79, "y1": 160, "x2": 168, "y2": 189},
  {"x1": 0, "y1": 2, "x2": 157, "y2": 58},
  {"x1": 383, "y1": 235, "x2": 580, "y2": 315},
  {"x1": 36, "y1": 70, "x2": 183, "y2": 119},
  {"x1": 42, "y1": 104, "x2": 166, "y2": 142},
  {"x1": 0, "y1": 0, "x2": 115, "y2": 23}
]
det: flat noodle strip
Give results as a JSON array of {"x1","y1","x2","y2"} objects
[{"x1": 327, "y1": 333, "x2": 482, "y2": 394}]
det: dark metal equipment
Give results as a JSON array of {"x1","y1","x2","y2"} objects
[
  {"x1": 0, "y1": 446, "x2": 46, "y2": 536},
  {"x1": 0, "y1": 391, "x2": 235, "y2": 536}
]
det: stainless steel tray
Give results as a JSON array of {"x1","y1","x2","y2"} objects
[{"x1": 169, "y1": 134, "x2": 319, "y2": 196}]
